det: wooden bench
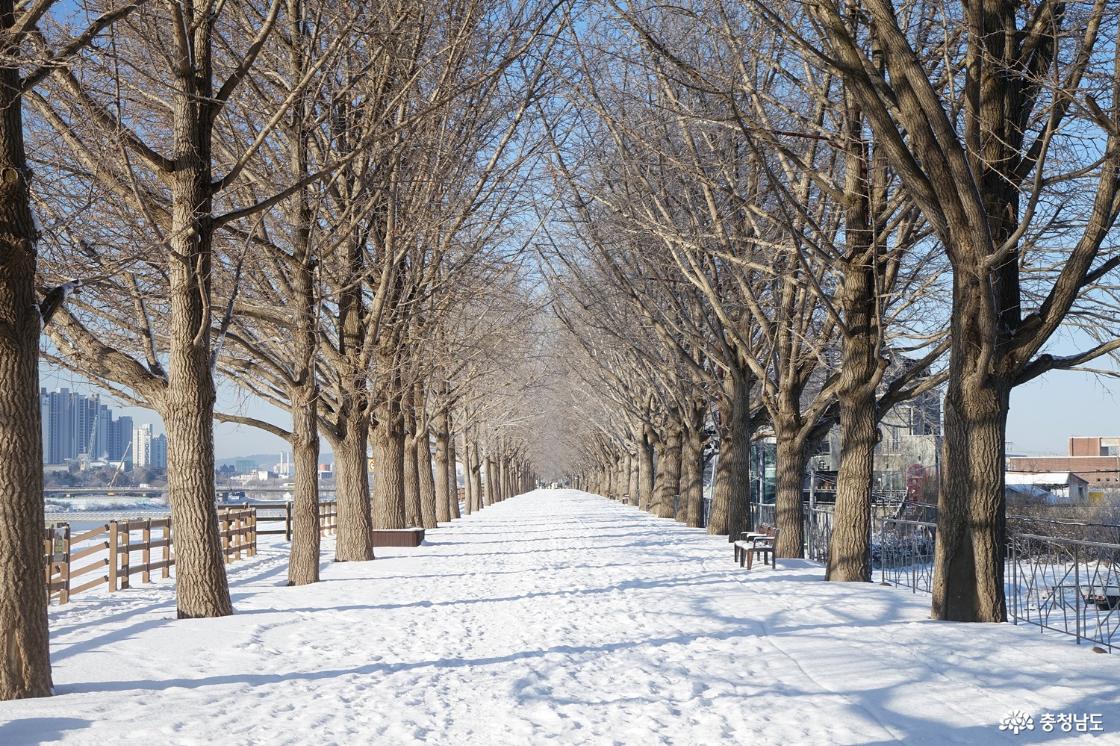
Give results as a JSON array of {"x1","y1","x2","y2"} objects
[{"x1": 733, "y1": 526, "x2": 779, "y2": 570}]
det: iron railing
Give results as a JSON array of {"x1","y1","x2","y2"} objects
[
  {"x1": 875, "y1": 516, "x2": 1120, "y2": 651},
  {"x1": 695, "y1": 497, "x2": 1120, "y2": 650},
  {"x1": 805, "y1": 508, "x2": 833, "y2": 564},
  {"x1": 1009, "y1": 532, "x2": 1120, "y2": 652},
  {"x1": 876, "y1": 518, "x2": 937, "y2": 594},
  {"x1": 751, "y1": 501, "x2": 776, "y2": 530}
]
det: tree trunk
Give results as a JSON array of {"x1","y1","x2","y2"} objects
[
  {"x1": 616, "y1": 455, "x2": 627, "y2": 501},
  {"x1": 708, "y1": 368, "x2": 752, "y2": 537},
  {"x1": 461, "y1": 432, "x2": 473, "y2": 514},
  {"x1": 331, "y1": 419, "x2": 373, "y2": 561},
  {"x1": 162, "y1": 358, "x2": 230, "y2": 617},
  {"x1": 826, "y1": 79, "x2": 883, "y2": 583},
  {"x1": 483, "y1": 454, "x2": 495, "y2": 506},
  {"x1": 681, "y1": 426, "x2": 703, "y2": 528},
  {"x1": 401, "y1": 406, "x2": 422, "y2": 527},
  {"x1": 932, "y1": 343, "x2": 1010, "y2": 622},
  {"x1": 434, "y1": 409, "x2": 451, "y2": 524},
  {"x1": 628, "y1": 449, "x2": 639, "y2": 506},
  {"x1": 826, "y1": 380, "x2": 876, "y2": 581},
  {"x1": 0, "y1": 17, "x2": 52, "y2": 692},
  {"x1": 417, "y1": 428, "x2": 437, "y2": 529},
  {"x1": 646, "y1": 443, "x2": 662, "y2": 511},
  {"x1": 288, "y1": 383, "x2": 320, "y2": 586},
  {"x1": 826, "y1": 253, "x2": 880, "y2": 581},
  {"x1": 498, "y1": 452, "x2": 508, "y2": 501},
  {"x1": 470, "y1": 440, "x2": 483, "y2": 511},
  {"x1": 652, "y1": 427, "x2": 682, "y2": 519},
  {"x1": 447, "y1": 428, "x2": 461, "y2": 519},
  {"x1": 372, "y1": 410, "x2": 407, "y2": 529},
  {"x1": 601, "y1": 456, "x2": 613, "y2": 499},
  {"x1": 773, "y1": 427, "x2": 805, "y2": 558},
  {"x1": 637, "y1": 428, "x2": 654, "y2": 510},
  {"x1": 163, "y1": 43, "x2": 231, "y2": 617},
  {"x1": 284, "y1": 1, "x2": 320, "y2": 587}
]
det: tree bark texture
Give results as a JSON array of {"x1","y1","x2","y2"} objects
[
  {"x1": 932, "y1": 319, "x2": 1010, "y2": 622},
  {"x1": 372, "y1": 407, "x2": 407, "y2": 529},
  {"x1": 163, "y1": 29, "x2": 232, "y2": 617},
  {"x1": 417, "y1": 431, "x2": 437, "y2": 529},
  {"x1": 469, "y1": 440, "x2": 483, "y2": 512},
  {"x1": 447, "y1": 430, "x2": 461, "y2": 519},
  {"x1": 637, "y1": 427, "x2": 654, "y2": 510},
  {"x1": 652, "y1": 427, "x2": 682, "y2": 519},
  {"x1": 434, "y1": 410, "x2": 451, "y2": 524},
  {"x1": 288, "y1": 384, "x2": 321, "y2": 586},
  {"x1": 0, "y1": 6, "x2": 52, "y2": 691},
  {"x1": 331, "y1": 420, "x2": 373, "y2": 561},
  {"x1": 773, "y1": 429, "x2": 805, "y2": 559},
  {"x1": 708, "y1": 369, "x2": 752, "y2": 537},
  {"x1": 402, "y1": 406, "x2": 422, "y2": 527},
  {"x1": 680, "y1": 426, "x2": 703, "y2": 528}
]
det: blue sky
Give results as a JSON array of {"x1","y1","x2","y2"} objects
[{"x1": 1007, "y1": 373, "x2": 1120, "y2": 455}]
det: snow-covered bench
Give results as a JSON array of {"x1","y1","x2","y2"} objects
[{"x1": 733, "y1": 527, "x2": 779, "y2": 570}]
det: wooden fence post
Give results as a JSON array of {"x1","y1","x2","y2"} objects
[
  {"x1": 42, "y1": 529, "x2": 51, "y2": 602},
  {"x1": 108, "y1": 520, "x2": 119, "y2": 592},
  {"x1": 285, "y1": 502, "x2": 292, "y2": 542},
  {"x1": 236, "y1": 510, "x2": 244, "y2": 561},
  {"x1": 163, "y1": 519, "x2": 172, "y2": 579},
  {"x1": 249, "y1": 508, "x2": 257, "y2": 557},
  {"x1": 142, "y1": 517, "x2": 151, "y2": 582},
  {"x1": 220, "y1": 509, "x2": 231, "y2": 564},
  {"x1": 119, "y1": 522, "x2": 130, "y2": 589},
  {"x1": 59, "y1": 524, "x2": 71, "y2": 604}
]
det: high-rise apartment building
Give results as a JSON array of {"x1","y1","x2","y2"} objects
[
  {"x1": 109, "y1": 415, "x2": 134, "y2": 465},
  {"x1": 132, "y1": 423, "x2": 168, "y2": 470},
  {"x1": 40, "y1": 388, "x2": 151, "y2": 468}
]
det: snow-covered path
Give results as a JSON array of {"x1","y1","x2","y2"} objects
[{"x1": 2, "y1": 490, "x2": 1117, "y2": 745}]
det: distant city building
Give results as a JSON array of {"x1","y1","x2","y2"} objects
[
  {"x1": 132, "y1": 423, "x2": 168, "y2": 470},
  {"x1": 151, "y1": 433, "x2": 167, "y2": 470},
  {"x1": 41, "y1": 388, "x2": 134, "y2": 465},
  {"x1": 808, "y1": 352, "x2": 944, "y2": 500},
  {"x1": 274, "y1": 452, "x2": 291, "y2": 478},
  {"x1": 109, "y1": 415, "x2": 134, "y2": 465},
  {"x1": 1005, "y1": 471, "x2": 1089, "y2": 504},
  {"x1": 1008, "y1": 436, "x2": 1120, "y2": 491},
  {"x1": 235, "y1": 458, "x2": 257, "y2": 474}
]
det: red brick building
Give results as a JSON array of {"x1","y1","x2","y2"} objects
[{"x1": 1008, "y1": 437, "x2": 1120, "y2": 488}]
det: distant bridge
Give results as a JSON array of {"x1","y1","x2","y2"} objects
[
  {"x1": 44, "y1": 485, "x2": 338, "y2": 499},
  {"x1": 45, "y1": 487, "x2": 165, "y2": 498}
]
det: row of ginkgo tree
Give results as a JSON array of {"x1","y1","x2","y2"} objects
[
  {"x1": 1, "y1": 0, "x2": 556, "y2": 701},
  {"x1": 537, "y1": 0, "x2": 1120, "y2": 631}
]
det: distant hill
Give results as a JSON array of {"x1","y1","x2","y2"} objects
[{"x1": 216, "y1": 452, "x2": 335, "y2": 469}]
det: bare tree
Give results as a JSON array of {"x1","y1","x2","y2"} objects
[{"x1": 0, "y1": 0, "x2": 141, "y2": 702}]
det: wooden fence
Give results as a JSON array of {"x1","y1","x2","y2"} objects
[
  {"x1": 44, "y1": 502, "x2": 340, "y2": 605},
  {"x1": 43, "y1": 507, "x2": 257, "y2": 606},
  {"x1": 244, "y1": 500, "x2": 337, "y2": 541}
]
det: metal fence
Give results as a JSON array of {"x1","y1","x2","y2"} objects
[
  {"x1": 689, "y1": 493, "x2": 1120, "y2": 650},
  {"x1": 875, "y1": 515, "x2": 1120, "y2": 651},
  {"x1": 1008, "y1": 532, "x2": 1120, "y2": 652},
  {"x1": 876, "y1": 518, "x2": 936, "y2": 593},
  {"x1": 750, "y1": 502, "x2": 776, "y2": 530},
  {"x1": 804, "y1": 508, "x2": 833, "y2": 564}
]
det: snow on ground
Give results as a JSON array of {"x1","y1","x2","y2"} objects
[{"x1": 2, "y1": 489, "x2": 1117, "y2": 745}]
